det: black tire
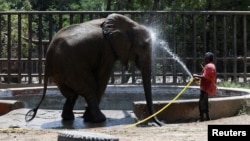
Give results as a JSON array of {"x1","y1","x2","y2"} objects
[{"x1": 57, "y1": 130, "x2": 119, "y2": 141}]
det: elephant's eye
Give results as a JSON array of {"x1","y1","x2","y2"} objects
[
  {"x1": 144, "y1": 38, "x2": 151, "y2": 46},
  {"x1": 139, "y1": 42, "x2": 146, "y2": 49},
  {"x1": 140, "y1": 41, "x2": 150, "y2": 50}
]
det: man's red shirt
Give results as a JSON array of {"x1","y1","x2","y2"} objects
[{"x1": 200, "y1": 62, "x2": 217, "y2": 96}]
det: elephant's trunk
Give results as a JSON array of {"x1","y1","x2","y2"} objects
[{"x1": 141, "y1": 65, "x2": 163, "y2": 126}]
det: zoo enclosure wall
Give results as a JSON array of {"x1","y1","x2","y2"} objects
[{"x1": 0, "y1": 11, "x2": 249, "y2": 86}]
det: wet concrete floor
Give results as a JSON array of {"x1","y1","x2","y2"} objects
[{"x1": 0, "y1": 108, "x2": 137, "y2": 129}]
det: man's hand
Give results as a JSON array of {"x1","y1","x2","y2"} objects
[{"x1": 193, "y1": 74, "x2": 201, "y2": 85}]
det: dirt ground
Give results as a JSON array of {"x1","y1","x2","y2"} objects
[{"x1": 0, "y1": 114, "x2": 250, "y2": 141}]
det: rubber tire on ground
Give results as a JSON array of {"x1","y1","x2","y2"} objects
[{"x1": 57, "y1": 130, "x2": 119, "y2": 141}]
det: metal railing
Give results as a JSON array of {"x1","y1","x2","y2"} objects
[{"x1": 0, "y1": 11, "x2": 249, "y2": 86}]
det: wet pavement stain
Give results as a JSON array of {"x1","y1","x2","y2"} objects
[{"x1": 0, "y1": 108, "x2": 137, "y2": 129}]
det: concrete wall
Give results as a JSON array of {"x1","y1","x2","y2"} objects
[
  {"x1": 134, "y1": 95, "x2": 250, "y2": 123},
  {"x1": 1, "y1": 85, "x2": 250, "y2": 122},
  {"x1": 132, "y1": 87, "x2": 250, "y2": 123}
]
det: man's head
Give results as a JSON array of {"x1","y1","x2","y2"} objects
[{"x1": 205, "y1": 52, "x2": 214, "y2": 63}]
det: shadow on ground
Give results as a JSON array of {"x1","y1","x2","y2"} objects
[{"x1": 0, "y1": 108, "x2": 137, "y2": 129}]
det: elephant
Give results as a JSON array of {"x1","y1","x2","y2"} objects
[{"x1": 25, "y1": 13, "x2": 162, "y2": 126}]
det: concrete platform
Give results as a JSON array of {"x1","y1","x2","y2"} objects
[
  {"x1": 0, "y1": 100, "x2": 24, "y2": 115},
  {"x1": 0, "y1": 108, "x2": 137, "y2": 129},
  {"x1": 1, "y1": 85, "x2": 250, "y2": 126}
]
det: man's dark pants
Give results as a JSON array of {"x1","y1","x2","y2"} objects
[{"x1": 199, "y1": 90, "x2": 210, "y2": 121}]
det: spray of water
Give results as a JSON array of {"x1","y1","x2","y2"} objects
[
  {"x1": 158, "y1": 40, "x2": 192, "y2": 77},
  {"x1": 149, "y1": 28, "x2": 193, "y2": 78}
]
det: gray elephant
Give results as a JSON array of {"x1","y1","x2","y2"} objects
[{"x1": 26, "y1": 13, "x2": 162, "y2": 126}]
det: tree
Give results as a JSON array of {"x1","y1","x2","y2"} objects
[{"x1": 0, "y1": 0, "x2": 34, "y2": 58}]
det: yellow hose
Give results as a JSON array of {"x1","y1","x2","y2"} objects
[
  {"x1": 125, "y1": 77, "x2": 194, "y2": 128},
  {"x1": 0, "y1": 127, "x2": 32, "y2": 132}
]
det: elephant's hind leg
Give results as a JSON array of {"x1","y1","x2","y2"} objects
[
  {"x1": 58, "y1": 85, "x2": 79, "y2": 120},
  {"x1": 75, "y1": 88, "x2": 106, "y2": 123},
  {"x1": 83, "y1": 104, "x2": 106, "y2": 123}
]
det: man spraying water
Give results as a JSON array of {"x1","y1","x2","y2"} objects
[{"x1": 193, "y1": 52, "x2": 217, "y2": 121}]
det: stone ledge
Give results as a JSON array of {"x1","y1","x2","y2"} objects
[
  {"x1": 0, "y1": 100, "x2": 24, "y2": 115},
  {"x1": 133, "y1": 95, "x2": 250, "y2": 123}
]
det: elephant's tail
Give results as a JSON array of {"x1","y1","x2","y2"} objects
[{"x1": 25, "y1": 71, "x2": 49, "y2": 122}]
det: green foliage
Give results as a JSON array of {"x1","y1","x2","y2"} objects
[
  {"x1": 0, "y1": 0, "x2": 36, "y2": 57},
  {"x1": 29, "y1": 0, "x2": 105, "y2": 11},
  {"x1": 163, "y1": 0, "x2": 249, "y2": 11},
  {"x1": 1, "y1": 0, "x2": 249, "y2": 12},
  {"x1": 22, "y1": 0, "x2": 32, "y2": 11},
  {"x1": 0, "y1": 1, "x2": 10, "y2": 11},
  {"x1": 75, "y1": 0, "x2": 105, "y2": 11},
  {"x1": 0, "y1": 0, "x2": 249, "y2": 59}
]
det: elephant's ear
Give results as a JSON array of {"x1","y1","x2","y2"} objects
[{"x1": 101, "y1": 13, "x2": 136, "y2": 69}]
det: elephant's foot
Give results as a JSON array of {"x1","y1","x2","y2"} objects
[
  {"x1": 61, "y1": 111, "x2": 75, "y2": 120},
  {"x1": 61, "y1": 97, "x2": 78, "y2": 120},
  {"x1": 83, "y1": 107, "x2": 106, "y2": 123}
]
